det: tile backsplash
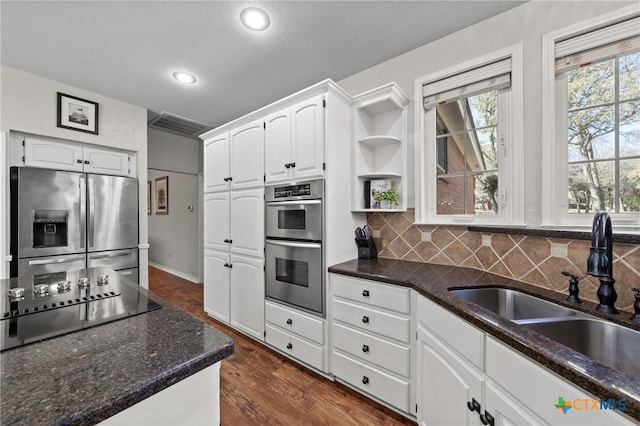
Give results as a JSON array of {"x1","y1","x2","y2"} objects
[{"x1": 367, "y1": 209, "x2": 639, "y2": 312}]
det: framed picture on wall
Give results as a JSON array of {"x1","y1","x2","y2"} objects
[
  {"x1": 155, "y1": 176, "x2": 169, "y2": 215},
  {"x1": 147, "y1": 180, "x2": 153, "y2": 215},
  {"x1": 56, "y1": 92, "x2": 99, "y2": 134}
]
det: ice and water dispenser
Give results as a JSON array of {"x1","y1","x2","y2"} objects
[{"x1": 32, "y1": 210, "x2": 68, "y2": 248}]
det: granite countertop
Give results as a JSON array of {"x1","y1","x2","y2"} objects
[
  {"x1": 0, "y1": 283, "x2": 235, "y2": 426},
  {"x1": 329, "y1": 258, "x2": 640, "y2": 422}
]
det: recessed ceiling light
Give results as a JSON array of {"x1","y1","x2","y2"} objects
[
  {"x1": 172, "y1": 71, "x2": 197, "y2": 85},
  {"x1": 240, "y1": 7, "x2": 270, "y2": 31}
]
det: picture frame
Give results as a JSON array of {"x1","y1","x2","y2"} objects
[
  {"x1": 155, "y1": 176, "x2": 169, "y2": 215},
  {"x1": 57, "y1": 92, "x2": 99, "y2": 135},
  {"x1": 147, "y1": 181, "x2": 153, "y2": 215}
]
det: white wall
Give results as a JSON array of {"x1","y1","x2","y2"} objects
[
  {"x1": 0, "y1": 66, "x2": 150, "y2": 286},
  {"x1": 337, "y1": 0, "x2": 635, "y2": 226},
  {"x1": 147, "y1": 128, "x2": 203, "y2": 282}
]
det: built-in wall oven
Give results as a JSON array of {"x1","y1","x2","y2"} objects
[{"x1": 265, "y1": 179, "x2": 324, "y2": 316}]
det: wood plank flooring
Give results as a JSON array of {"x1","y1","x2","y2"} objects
[{"x1": 148, "y1": 266, "x2": 415, "y2": 425}]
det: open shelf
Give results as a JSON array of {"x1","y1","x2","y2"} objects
[
  {"x1": 357, "y1": 172, "x2": 402, "y2": 179},
  {"x1": 357, "y1": 136, "x2": 402, "y2": 148}
]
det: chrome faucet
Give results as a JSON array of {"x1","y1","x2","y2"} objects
[{"x1": 586, "y1": 212, "x2": 619, "y2": 314}]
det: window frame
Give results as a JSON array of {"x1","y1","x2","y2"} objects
[
  {"x1": 541, "y1": 5, "x2": 640, "y2": 231},
  {"x1": 414, "y1": 44, "x2": 524, "y2": 226}
]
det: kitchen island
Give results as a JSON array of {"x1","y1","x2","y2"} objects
[{"x1": 0, "y1": 268, "x2": 234, "y2": 425}]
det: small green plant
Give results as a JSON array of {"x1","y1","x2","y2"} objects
[{"x1": 372, "y1": 187, "x2": 400, "y2": 207}]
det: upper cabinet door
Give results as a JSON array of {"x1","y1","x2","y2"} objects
[
  {"x1": 83, "y1": 146, "x2": 131, "y2": 177},
  {"x1": 264, "y1": 109, "x2": 292, "y2": 183},
  {"x1": 291, "y1": 95, "x2": 324, "y2": 180},
  {"x1": 24, "y1": 136, "x2": 84, "y2": 172},
  {"x1": 230, "y1": 119, "x2": 264, "y2": 190},
  {"x1": 204, "y1": 133, "x2": 230, "y2": 193}
]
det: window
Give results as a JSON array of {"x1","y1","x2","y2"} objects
[
  {"x1": 542, "y1": 10, "x2": 640, "y2": 229},
  {"x1": 415, "y1": 46, "x2": 523, "y2": 225}
]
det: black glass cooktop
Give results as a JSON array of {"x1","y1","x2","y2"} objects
[{"x1": 0, "y1": 267, "x2": 161, "y2": 351}]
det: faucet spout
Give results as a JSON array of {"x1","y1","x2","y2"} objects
[{"x1": 586, "y1": 212, "x2": 618, "y2": 314}]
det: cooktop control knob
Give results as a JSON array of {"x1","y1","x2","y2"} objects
[
  {"x1": 97, "y1": 275, "x2": 109, "y2": 285},
  {"x1": 77, "y1": 277, "x2": 90, "y2": 288},
  {"x1": 57, "y1": 280, "x2": 72, "y2": 292},
  {"x1": 34, "y1": 284, "x2": 49, "y2": 296},
  {"x1": 8, "y1": 287, "x2": 25, "y2": 301}
]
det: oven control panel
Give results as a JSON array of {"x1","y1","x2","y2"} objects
[
  {"x1": 267, "y1": 179, "x2": 324, "y2": 202},
  {"x1": 273, "y1": 183, "x2": 311, "y2": 199}
]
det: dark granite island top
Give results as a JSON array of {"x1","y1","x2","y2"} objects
[
  {"x1": 0, "y1": 272, "x2": 234, "y2": 426},
  {"x1": 329, "y1": 258, "x2": 640, "y2": 422}
]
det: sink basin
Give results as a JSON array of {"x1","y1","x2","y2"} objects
[
  {"x1": 449, "y1": 287, "x2": 577, "y2": 322},
  {"x1": 523, "y1": 318, "x2": 640, "y2": 378}
]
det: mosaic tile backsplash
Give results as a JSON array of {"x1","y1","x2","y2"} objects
[{"x1": 368, "y1": 209, "x2": 639, "y2": 312}]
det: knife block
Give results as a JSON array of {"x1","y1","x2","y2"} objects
[{"x1": 355, "y1": 237, "x2": 378, "y2": 260}]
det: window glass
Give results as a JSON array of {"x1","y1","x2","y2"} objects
[
  {"x1": 565, "y1": 51, "x2": 640, "y2": 214},
  {"x1": 435, "y1": 90, "x2": 500, "y2": 215}
]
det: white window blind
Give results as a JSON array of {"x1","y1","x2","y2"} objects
[
  {"x1": 556, "y1": 34, "x2": 640, "y2": 74},
  {"x1": 423, "y1": 58, "x2": 511, "y2": 109}
]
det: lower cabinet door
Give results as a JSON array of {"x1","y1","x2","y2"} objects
[
  {"x1": 229, "y1": 254, "x2": 264, "y2": 340},
  {"x1": 417, "y1": 324, "x2": 484, "y2": 426},
  {"x1": 265, "y1": 324, "x2": 324, "y2": 370},
  {"x1": 484, "y1": 381, "x2": 546, "y2": 426},
  {"x1": 331, "y1": 350, "x2": 409, "y2": 412},
  {"x1": 203, "y1": 250, "x2": 230, "y2": 323}
]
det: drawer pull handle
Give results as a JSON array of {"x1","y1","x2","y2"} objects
[
  {"x1": 467, "y1": 398, "x2": 481, "y2": 413},
  {"x1": 362, "y1": 376, "x2": 369, "y2": 385},
  {"x1": 362, "y1": 316, "x2": 369, "y2": 324},
  {"x1": 362, "y1": 344, "x2": 369, "y2": 353},
  {"x1": 286, "y1": 343, "x2": 293, "y2": 350},
  {"x1": 286, "y1": 318, "x2": 293, "y2": 325},
  {"x1": 362, "y1": 290, "x2": 370, "y2": 297}
]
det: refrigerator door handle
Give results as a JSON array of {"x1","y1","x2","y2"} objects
[
  {"x1": 89, "y1": 176, "x2": 96, "y2": 249},
  {"x1": 90, "y1": 251, "x2": 133, "y2": 260},
  {"x1": 79, "y1": 175, "x2": 86, "y2": 249},
  {"x1": 28, "y1": 254, "x2": 85, "y2": 266}
]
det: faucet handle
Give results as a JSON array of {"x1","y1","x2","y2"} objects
[
  {"x1": 631, "y1": 288, "x2": 640, "y2": 322},
  {"x1": 561, "y1": 271, "x2": 582, "y2": 304}
]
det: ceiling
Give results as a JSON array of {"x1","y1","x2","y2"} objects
[{"x1": 1, "y1": 1, "x2": 525, "y2": 132}]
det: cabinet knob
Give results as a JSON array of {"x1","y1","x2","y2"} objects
[
  {"x1": 84, "y1": 160, "x2": 90, "y2": 164},
  {"x1": 76, "y1": 159, "x2": 83, "y2": 164},
  {"x1": 480, "y1": 411, "x2": 494, "y2": 426},
  {"x1": 362, "y1": 376, "x2": 369, "y2": 385},
  {"x1": 362, "y1": 344, "x2": 369, "y2": 353},
  {"x1": 223, "y1": 239, "x2": 231, "y2": 243},
  {"x1": 362, "y1": 289, "x2": 370, "y2": 297},
  {"x1": 290, "y1": 162, "x2": 295, "y2": 168},
  {"x1": 362, "y1": 316, "x2": 369, "y2": 324},
  {"x1": 223, "y1": 263, "x2": 233, "y2": 268},
  {"x1": 467, "y1": 398, "x2": 481, "y2": 413},
  {"x1": 285, "y1": 163, "x2": 291, "y2": 169},
  {"x1": 286, "y1": 343, "x2": 293, "y2": 350},
  {"x1": 286, "y1": 318, "x2": 293, "y2": 325}
]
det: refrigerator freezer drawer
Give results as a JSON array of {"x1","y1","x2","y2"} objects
[
  {"x1": 18, "y1": 254, "x2": 86, "y2": 278},
  {"x1": 88, "y1": 249, "x2": 138, "y2": 271}
]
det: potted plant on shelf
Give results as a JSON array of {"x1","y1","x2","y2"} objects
[{"x1": 372, "y1": 187, "x2": 400, "y2": 209}]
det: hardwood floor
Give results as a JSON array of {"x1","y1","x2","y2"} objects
[{"x1": 148, "y1": 266, "x2": 415, "y2": 425}]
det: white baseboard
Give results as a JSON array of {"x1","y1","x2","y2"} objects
[{"x1": 148, "y1": 262, "x2": 201, "y2": 284}]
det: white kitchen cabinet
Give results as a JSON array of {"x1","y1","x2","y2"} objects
[
  {"x1": 352, "y1": 83, "x2": 408, "y2": 212},
  {"x1": 204, "y1": 249, "x2": 264, "y2": 341},
  {"x1": 265, "y1": 300, "x2": 325, "y2": 371},
  {"x1": 203, "y1": 192, "x2": 229, "y2": 252},
  {"x1": 203, "y1": 249, "x2": 230, "y2": 323},
  {"x1": 21, "y1": 134, "x2": 134, "y2": 177},
  {"x1": 229, "y1": 254, "x2": 265, "y2": 340},
  {"x1": 203, "y1": 133, "x2": 230, "y2": 193},
  {"x1": 264, "y1": 95, "x2": 325, "y2": 183},
  {"x1": 230, "y1": 119, "x2": 264, "y2": 190},
  {"x1": 329, "y1": 274, "x2": 412, "y2": 414}
]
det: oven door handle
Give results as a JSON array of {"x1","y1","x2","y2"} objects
[
  {"x1": 267, "y1": 240, "x2": 321, "y2": 249},
  {"x1": 266, "y1": 200, "x2": 322, "y2": 206}
]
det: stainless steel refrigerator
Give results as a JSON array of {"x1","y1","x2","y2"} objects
[{"x1": 10, "y1": 167, "x2": 139, "y2": 282}]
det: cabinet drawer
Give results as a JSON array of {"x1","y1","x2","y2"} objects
[
  {"x1": 331, "y1": 350, "x2": 409, "y2": 412},
  {"x1": 331, "y1": 274, "x2": 410, "y2": 314},
  {"x1": 332, "y1": 299, "x2": 409, "y2": 343},
  {"x1": 417, "y1": 295, "x2": 484, "y2": 369},
  {"x1": 265, "y1": 324, "x2": 324, "y2": 371},
  {"x1": 265, "y1": 301, "x2": 324, "y2": 345},
  {"x1": 331, "y1": 322, "x2": 410, "y2": 377}
]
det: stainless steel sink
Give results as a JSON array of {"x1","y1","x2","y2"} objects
[
  {"x1": 449, "y1": 287, "x2": 578, "y2": 322},
  {"x1": 523, "y1": 318, "x2": 640, "y2": 378}
]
